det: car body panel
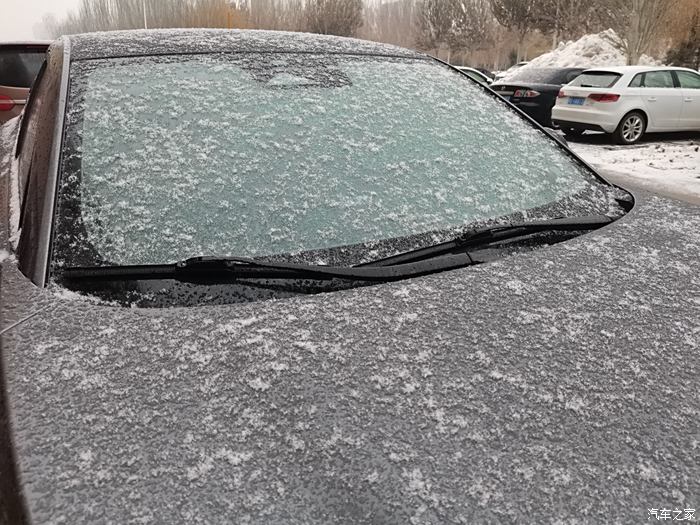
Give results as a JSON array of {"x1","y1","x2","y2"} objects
[
  {"x1": 2, "y1": 190, "x2": 700, "y2": 523},
  {"x1": 492, "y1": 69, "x2": 584, "y2": 127},
  {"x1": 676, "y1": 70, "x2": 700, "y2": 129},
  {"x1": 511, "y1": 83, "x2": 561, "y2": 126},
  {"x1": 1, "y1": 31, "x2": 699, "y2": 523},
  {"x1": 639, "y1": 86, "x2": 683, "y2": 130},
  {"x1": 69, "y1": 29, "x2": 422, "y2": 61},
  {"x1": 553, "y1": 85, "x2": 628, "y2": 133},
  {"x1": 681, "y1": 88, "x2": 700, "y2": 128}
]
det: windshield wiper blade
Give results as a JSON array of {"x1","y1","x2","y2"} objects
[
  {"x1": 358, "y1": 215, "x2": 614, "y2": 268},
  {"x1": 60, "y1": 215, "x2": 613, "y2": 284},
  {"x1": 60, "y1": 253, "x2": 482, "y2": 284}
]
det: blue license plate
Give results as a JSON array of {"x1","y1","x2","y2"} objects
[{"x1": 568, "y1": 97, "x2": 585, "y2": 105}]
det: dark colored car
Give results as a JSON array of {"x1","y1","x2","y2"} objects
[
  {"x1": 0, "y1": 42, "x2": 50, "y2": 124},
  {"x1": 491, "y1": 67, "x2": 585, "y2": 127},
  {"x1": 474, "y1": 66, "x2": 495, "y2": 80},
  {"x1": 455, "y1": 66, "x2": 492, "y2": 85},
  {"x1": 1, "y1": 30, "x2": 699, "y2": 523}
]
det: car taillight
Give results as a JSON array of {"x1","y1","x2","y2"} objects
[
  {"x1": 514, "y1": 89, "x2": 540, "y2": 98},
  {"x1": 588, "y1": 93, "x2": 620, "y2": 102},
  {"x1": 557, "y1": 90, "x2": 566, "y2": 98},
  {"x1": 0, "y1": 94, "x2": 15, "y2": 112}
]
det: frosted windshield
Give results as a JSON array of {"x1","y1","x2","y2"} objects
[{"x1": 57, "y1": 53, "x2": 604, "y2": 267}]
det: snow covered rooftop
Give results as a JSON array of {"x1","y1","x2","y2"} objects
[{"x1": 66, "y1": 28, "x2": 425, "y2": 61}]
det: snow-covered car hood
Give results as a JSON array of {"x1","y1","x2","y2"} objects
[{"x1": 1, "y1": 187, "x2": 699, "y2": 522}]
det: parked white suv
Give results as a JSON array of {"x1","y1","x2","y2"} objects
[{"x1": 552, "y1": 66, "x2": 700, "y2": 144}]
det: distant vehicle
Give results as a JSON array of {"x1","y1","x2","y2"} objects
[
  {"x1": 491, "y1": 67, "x2": 584, "y2": 127},
  {"x1": 553, "y1": 66, "x2": 700, "y2": 144},
  {"x1": 455, "y1": 66, "x2": 492, "y2": 85},
  {"x1": 0, "y1": 42, "x2": 50, "y2": 124},
  {"x1": 474, "y1": 67, "x2": 495, "y2": 80},
  {"x1": 494, "y1": 61, "x2": 528, "y2": 81}
]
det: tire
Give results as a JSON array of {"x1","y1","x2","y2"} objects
[
  {"x1": 562, "y1": 128, "x2": 585, "y2": 138},
  {"x1": 613, "y1": 111, "x2": 646, "y2": 145}
]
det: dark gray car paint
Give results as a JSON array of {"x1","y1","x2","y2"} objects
[
  {"x1": 1, "y1": 30, "x2": 699, "y2": 525},
  {"x1": 68, "y1": 28, "x2": 424, "y2": 61},
  {"x1": 2, "y1": 191, "x2": 699, "y2": 524}
]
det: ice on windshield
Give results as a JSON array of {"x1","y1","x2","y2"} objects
[{"x1": 56, "y1": 53, "x2": 602, "y2": 267}]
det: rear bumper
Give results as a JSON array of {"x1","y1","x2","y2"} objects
[
  {"x1": 552, "y1": 119, "x2": 606, "y2": 133},
  {"x1": 512, "y1": 101, "x2": 551, "y2": 127},
  {"x1": 551, "y1": 106, "x2": 619, "y2": 133}
]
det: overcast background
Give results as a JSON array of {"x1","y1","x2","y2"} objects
[{"x1": 2, "y1": 0, "x2": 80, "y2": 40}]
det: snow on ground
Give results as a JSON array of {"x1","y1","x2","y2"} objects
[
  {"x1": 569, "y1": 133, "x2": 700, "y2": 204},
  {"x1": 508, "y1": 30, "x2": 658, "y2": 78}
]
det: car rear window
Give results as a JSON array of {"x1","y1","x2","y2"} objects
[
  {"x1": 569, "y1": 72, "x2": 621, "y2": 88},
  {"x1": 0, "y1": 45, "x2": 47, "y2": 88},
  {"x1": 506, "y1": 68, "x2": 577, "y2": 85}
]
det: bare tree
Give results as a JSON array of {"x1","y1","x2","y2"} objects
[
  {"x1": 598, "y1": 0, "x2": 678, "y2": 64},
  {"x1": 666, "y1": 11, "x2": 700, "y2": 69},
  {"x1": 35, "y1": 13, "x2": 60, "y2": 39},
  {"x1": 241, "y1": 0, "x2": 304, "y2": 31},
  {"x1": 531, "y1": 0, "x2": 608, "y2": 48},
  {"x1": 302, "y1": 0, "x2": 363, "y2": 37},
  {"x1": 449, "y1": 0, "x2": 496, "y2": 58},
  {"x1": 418, "y1": 0, "x2": 495, "y2": 62},
  {"x1": 416, "y1": 0, "x2": 454, "y2": 57},
  {"x1": 359, "y1": 0, "x2": 420, "y2": 48},
  {"x1": 43, "y1": 0, "x2": 250, "y2": 37},
  {"x1": 489, "y1": 0, "x2": 539, "y2": 62},
  {"x1": 184, "y1": 0, "x2": 249, "y2": 28},
  {"x1": 660, "y1": 0, "x2": 700, "y2": 46}
]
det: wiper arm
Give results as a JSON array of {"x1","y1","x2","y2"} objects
[
  {"x1": 60, "y1": 253, "x2": 482, "y2": 284},
  {"x1": 359, "y1": 215, "x2": 614, "y2": 268},
  {"x1": 60, "y1": 216, "x2": 613, "y2": 284}
]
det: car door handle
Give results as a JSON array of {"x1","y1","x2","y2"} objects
[
  {"x1": 647, "y1": 97, "x2": 657, "y2": 102},
  {"x1": 685, "y1": 97, "x2": 694, "y2": 102}
]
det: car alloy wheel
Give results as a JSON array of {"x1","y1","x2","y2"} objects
[{"x1": 617, "y1": 113, "x2": 645, "y2": 144}]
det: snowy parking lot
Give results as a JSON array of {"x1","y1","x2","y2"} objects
[{"x1": 569, "y1": 132, "x2": 700, "y2": 204}]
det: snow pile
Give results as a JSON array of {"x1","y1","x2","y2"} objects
[{"x1": 511, "y1": 30, "x2": 660, "y2": 76}]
